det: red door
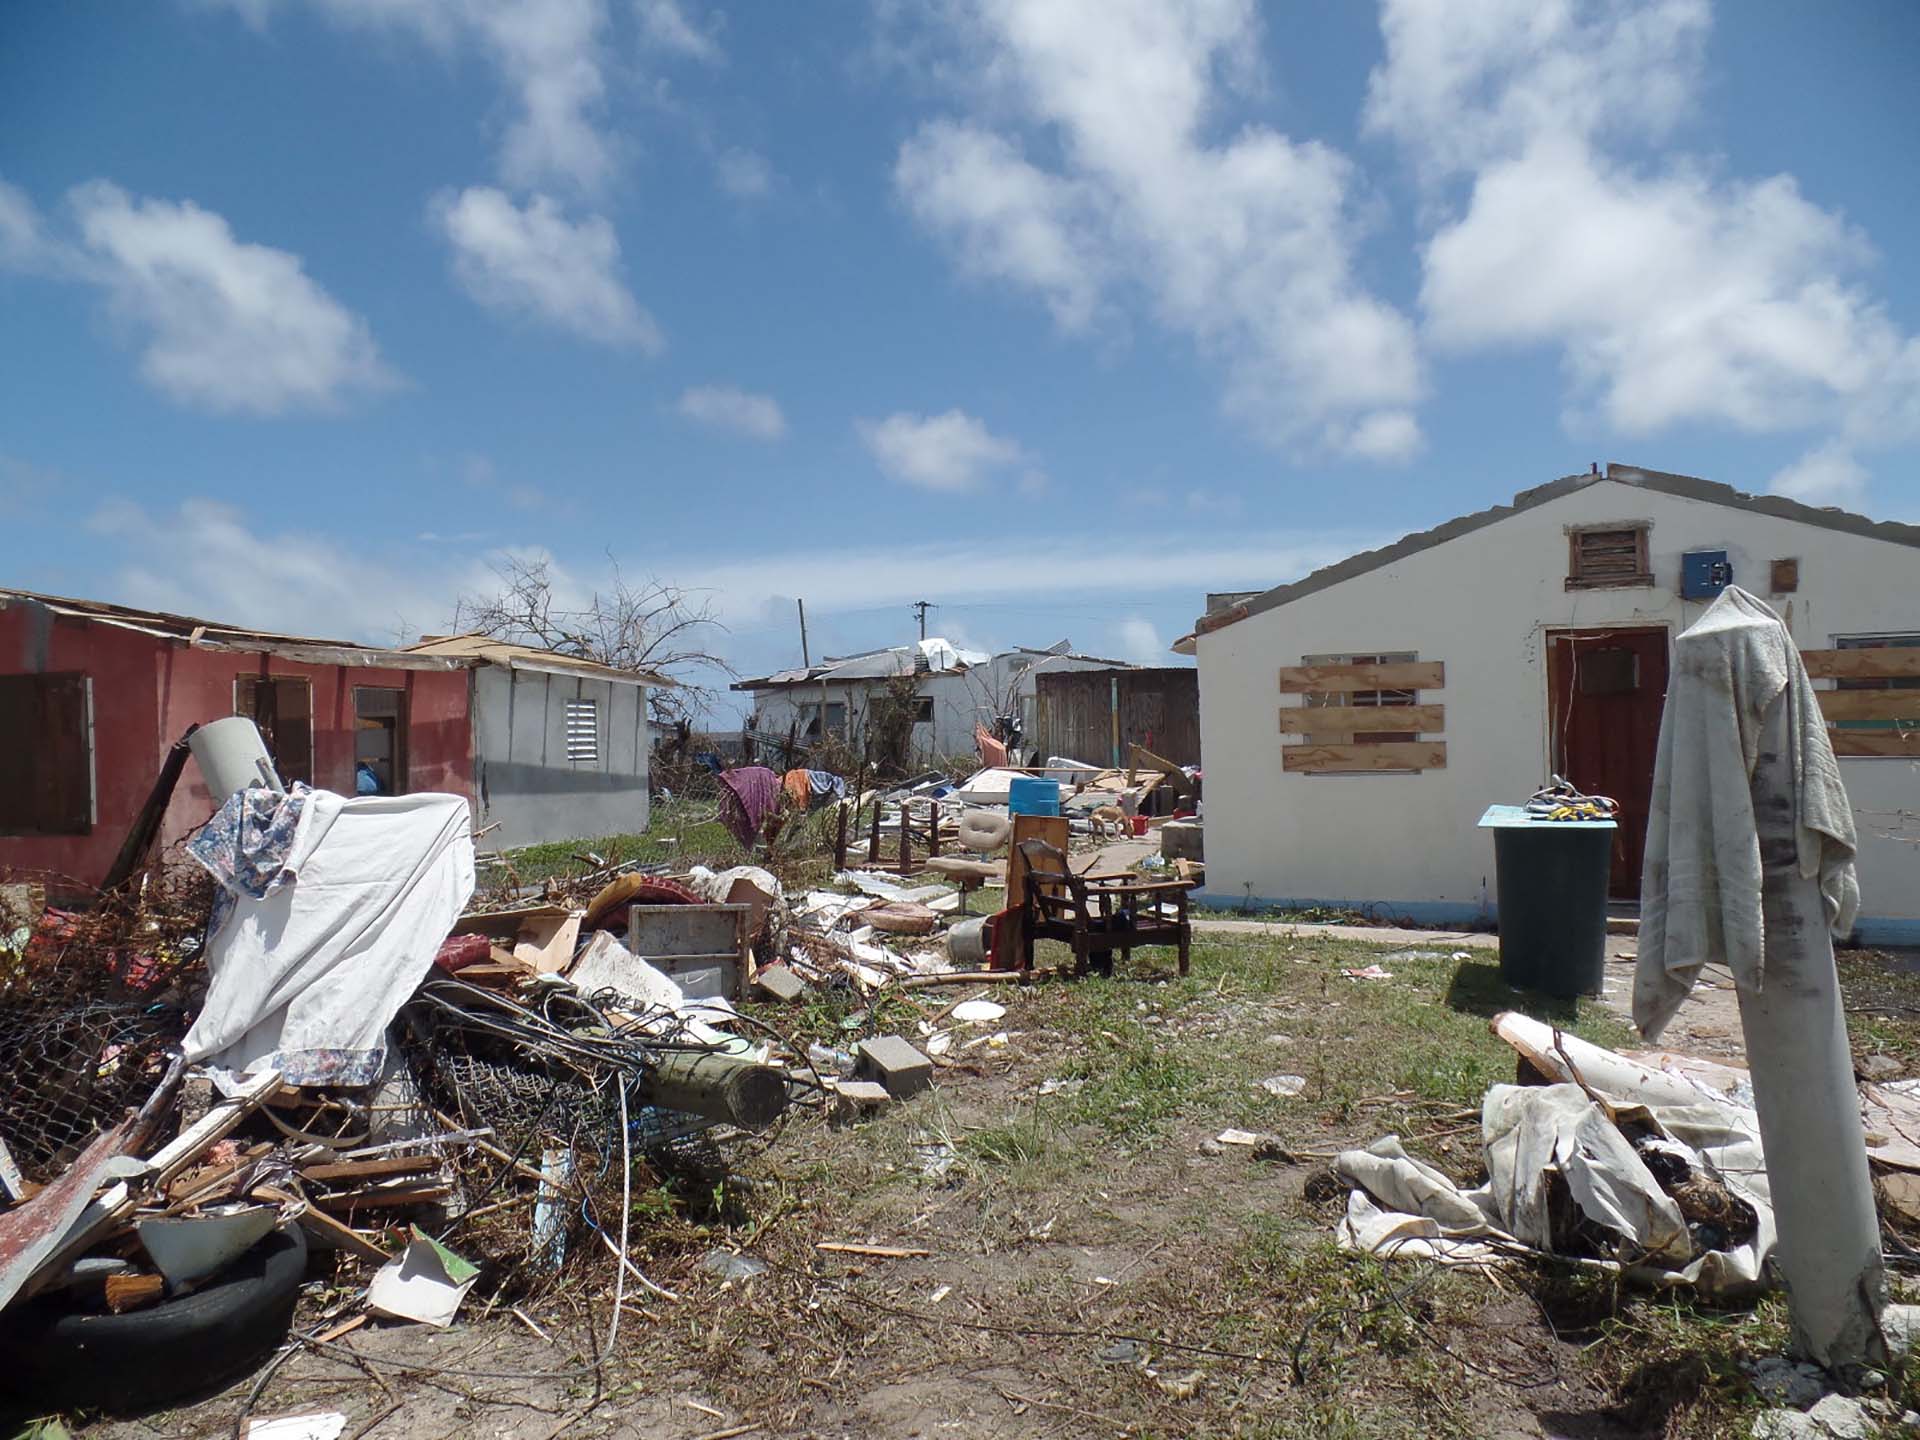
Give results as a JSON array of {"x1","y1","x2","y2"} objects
[{"x1": 1545, "y1": 628, "x2": 1670, "y2": 898}]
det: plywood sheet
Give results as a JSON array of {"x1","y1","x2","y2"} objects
[
  {"x1": 1278, "y1": 704, "x2": 1444, "y2": 737},
  {"x1": 1279, "y1": 661, "x2": 1444, "y2": 693},
  {"x1": 1282, "y1": 742, "x2": 1446, "y2": 773},
  {"x1": 1802, "y1": 649, "x2": 1920, "y2": 680},
  {"x1": 1816, "y1": 690, "x2": 1920, "y2": 723},
  {"x1": 1829, "y1": 730, "x2": 1920, "y2": 758}
]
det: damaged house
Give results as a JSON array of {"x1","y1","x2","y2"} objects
[
  {"x1": 733, "y1": 638, "x2": 1131, "y2": 761},
  {"x1": 0, "y1": 592, "x2": 664, "y2": 889},
  {"x1": 1181, "y1": 464, "x2": 1920, "y2": 944}
]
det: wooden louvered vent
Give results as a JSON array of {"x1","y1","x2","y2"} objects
[{"x1": 1567, "y1": 523, "x2": 1652, "y2": 589}]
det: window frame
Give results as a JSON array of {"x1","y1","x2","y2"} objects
[
  {"x1": 0, "y1": 672, "x2": 95, "y2": 836},
  {"x1": 352, "y1": 685, "x2": 408, "y2": 795},
  {"x1": 234, "y1": 674, "x2": 314, "y2": 787},
  {"x1": 1566, "y1": 522, "x2": 1654, "y2": 590}
]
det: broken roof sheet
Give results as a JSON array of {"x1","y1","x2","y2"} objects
[
  {"x1": 734, "y1": 637, "x2": 990, "y2": 690},
  {"x1": 405, "y1": 633, "x2": 673, "y2": 686},
  {"x1": 0, "y1": 588, "x2": 467, "y2": 671},
  {"x1": 1184, "y1": 462, "x2": 1920, "y2": 645}
]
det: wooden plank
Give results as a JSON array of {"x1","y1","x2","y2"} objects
[
  {"x1": 1282, "y1": 742, "x2": 1447, "y2": 773},
  {"x1": 299, "y1": 1154, "x2": 443, "y2": 1186},
  {"x1": 1830, "y1": 730, "x2": 1920, "y2": 758},
  {"x1": 1816, "y1": 690, "x2": 1920, "y2": 723},
  {"x1": 1279, "y1": 661, "x2": 1444, "y2": 693},
  {"x1": 1280, "y1": 704, "x2": 1444, "y2": 737},
  {"x1": 1803, "y1": 649, "x2": 1920, "y2": 680},
  {"x1": 816, "y1": 1242, "x2": 932, "y2": 1259}
]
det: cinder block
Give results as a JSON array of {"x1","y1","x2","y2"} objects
[
  {"x1": 855, "y1": 1034, "x2": 934, "y2": 1099},
  {"x1": 752, "y1": 964, "x2": 808, "y2": 1002},
  {"x1": 1160, "y1": 819, "x2": 1204, "y2": 862}
]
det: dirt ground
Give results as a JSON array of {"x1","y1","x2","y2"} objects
[{"x1": 47, "y1": 927, "x2": 1920, "y2": 1440}]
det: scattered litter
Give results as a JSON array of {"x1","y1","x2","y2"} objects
[
  {"x1": 1340, "y1": 965, "x2": 1393, "y2": 981},
  {"x1": 914, "y1": 1141, "x2": 958, "y2": 1179},
  {"x1": 1035, "y1": 1077, "x2": 1085, "y2": 1097},
  {"x1": 1100, "y1": 1338, "x2": 1144, "y2": 1365},
  {"x1": 1153, "y1": 1369, "x2": 1205, "y2": 1399},
  {"x1": 951, "y1": 999, "x2": 1007, "y2": 1024},
  {"x1": 699, "y1": 1250, "x2": 768, "y2": 1282},
  {"x1": 927, "y1": 1284, "x2": 952, "y2": 1304},
  {"x1": 1198, "y1": 1138, "x2": 1225, "y2": 1156},
  {"x1": 367, "y1": 1227, "x2": 480, "y2": 1328},
  {"x1": 817, "y1": 1241, "x2": 931, "y2": 1259},
  {"x1": 1216, "y1": 1129, "x2": 1263, "y2": 1146},
  {"x1": 1259, "y1": 1074, "x2": 1306, "y2": 1098},
  {"x1": 243, "y1": 1415, "x2": 349, "y2": 1440}
]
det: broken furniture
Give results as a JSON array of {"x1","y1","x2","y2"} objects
[
  {"x1": 626, "y1": 903, "x2": 750, "y2": 1002},
  {"x1": 924, "y1": 807, "x2": 1011, "y2": 915},
  {"x1": 1013, "y1": 838, "x2": 1193, "y2": 977}
]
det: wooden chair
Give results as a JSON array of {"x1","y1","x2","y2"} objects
[{"x1": 1014, "y1": 838, "x2": 1193, "y2": 978}]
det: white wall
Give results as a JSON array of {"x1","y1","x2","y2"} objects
[
  {"x1": 1194, "y1": 478, "x2": 1920, "y2": 940},
  {"x1": 473, "y1": 666, "x2": 650, "y2": 849}
]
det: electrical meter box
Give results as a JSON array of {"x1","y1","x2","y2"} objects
[{"x1": 1681, "y1": 550, "x2": 1733, "y2": 600}]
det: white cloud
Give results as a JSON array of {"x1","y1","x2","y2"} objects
[
  {"x1": 678, "y1": 384, "x2": 786, "y2": 440},
  {"x1": 87, "y1": 497, "x2": 475, "y2": 642},
  {"x1": 431, "y1": 186, "x2": 663, "y2": 349},
  {"x1": 210, "y1": 0, "x2": 618, "y2": 194},
  {"x1": 0, "y1": 179, "x2": 395, "y2": 415},
  {"x1": 0, "y1": 177, "x2": 50, "y2": 269},
  {"x1": 892, "y1": 0, "x2": 1423, "y2": 459},
  {"x1": 1115, "y1": 616, "x2": 1166, "y2": 663},
  {"x1": 1769, "y1": 441, "x2": 1869, "y2": 510},
  {"x1": 856, "y1": 409, "x2": 1027, "y2": 492},
  {"x1": 714, "y1": 147, "x2": 772, "y2": 199},
  {"x1": 637, "y1": 0, "x2": 721, "y2": 63},
  {"x1": 1370, "y1": 0, "x2": 1920, "y2": 477}
]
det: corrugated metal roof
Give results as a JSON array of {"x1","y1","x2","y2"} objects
[{"x1": 405, "y1": 633, "x2": 671, "y2": 686}]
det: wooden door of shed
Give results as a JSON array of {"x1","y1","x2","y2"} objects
[{"x1": 1546, "y1": 627, "x2": 1669, "y2": 898}]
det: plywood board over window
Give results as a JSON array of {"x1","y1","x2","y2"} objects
[
  {"x1": 0, "y1": 672, "x2": 93, "y2": 835},
  {"x1": 1805, "y1": 637, "x2": 1920, "y2": 757},
  {"x1": 1278, "y1": 656, "x2": 1445, "y2": 773}
]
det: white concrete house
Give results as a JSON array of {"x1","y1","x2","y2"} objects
[
  {"x1": 735, "y1": 639, "x2": 1129, "y2": 763},
  {"x1": 1182, "y1": 464, "x2": 1920, "y2": 944},
  {"x1": 407, "y1": 634, "x2": 666, "y2": 850}
]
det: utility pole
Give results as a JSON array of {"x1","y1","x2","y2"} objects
[
  {"x1": 911, "y1": 599, "x2": 934, "y2": 640},
  {"x1": 796, "y1": 598, "x2": 810, "y2": 666}
]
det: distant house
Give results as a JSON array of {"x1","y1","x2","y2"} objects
[
  {"x1": 0, "y1": 591, "x2": 667, "y2": 891},
  {"x1": 406, "y1": 634, "x2": 668, "y2": 851},
  {"x1": 732, "y1": 638, "x2": 1132, "y2": 762},
  {"x1": 1180, "y1": 464, "x2": 1920, "y2": 944}
]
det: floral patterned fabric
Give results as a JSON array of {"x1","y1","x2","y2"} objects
[{"x1": 187, "y1": 782, "x2": 311, "y2": 938}]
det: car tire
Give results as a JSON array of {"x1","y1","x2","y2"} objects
[{"x1": 1, "y1": 1222, "x2": 309, "y2": 1414}]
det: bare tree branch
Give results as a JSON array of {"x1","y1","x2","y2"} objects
[{"x1": 452, "y1": 556, "x2": 733, "y2": 729}]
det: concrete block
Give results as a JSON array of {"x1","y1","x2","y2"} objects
[
  {"x1": 752, "y1": 964, "x2": 808, "y2": 1002},
  {"x1": 1160, "y1": 819, "x2": 1204, "y2": 862},
  {"x1": 830, "y1": 1080, "x2": 891, "y2": 1121},
  {"x1": 855, "y1": 1035, "x2": 934, "y2": 1099}
]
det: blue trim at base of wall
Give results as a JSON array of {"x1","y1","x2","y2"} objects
[
  {"x1": 1855, "y1": 918, "x2": 1920, "y2": 948},
  {"x1": 1192, "y1": 892, "x2": 1493, "y2": 927},
  {"x1": 1195, "y1": 892, "x2": 1920, "y2": 948}
]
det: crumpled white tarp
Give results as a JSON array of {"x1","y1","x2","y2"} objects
[
  {"x1": 1337, "y1": 1080, "x2": 1775, "y2": 1298},
  {"x1": 1635, "y1": 586, "x2": 1859, "y2": 1040},
  {"x1": 184, "y1": 791, "x2": 475, "y2": 1089}
]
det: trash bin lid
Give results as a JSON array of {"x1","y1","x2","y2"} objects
[{"x1": 1477, "y1": 803, "x2": 1616, "y2": 830}]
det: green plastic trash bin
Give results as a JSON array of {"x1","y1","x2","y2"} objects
[{"x1": 1477, "y1": 804, "x2": 1615, "y2": 997}]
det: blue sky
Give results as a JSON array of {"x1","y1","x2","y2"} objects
[{"x1": 3, "y1": 0, "x2": 1918, "y2": 720}]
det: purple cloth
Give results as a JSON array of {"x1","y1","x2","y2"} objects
[{"x1": 717, "y1": 767, "x2": 782, "y2": 848}]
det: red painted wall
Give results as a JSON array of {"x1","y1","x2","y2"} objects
[{"x1": 0, "y1": 602, "x2": 475, "y2": 891}]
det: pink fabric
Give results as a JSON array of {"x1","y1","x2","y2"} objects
[{"x1": 718, "y1": 766, "x2": 782, "y2": 848}]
